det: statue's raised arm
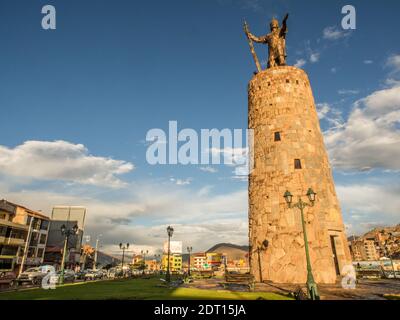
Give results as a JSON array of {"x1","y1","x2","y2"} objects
[{"x1": 280, "y1": 13, "x2": 289, "y2": 37}]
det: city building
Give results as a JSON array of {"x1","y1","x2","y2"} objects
[
  {"x1": 0, "y1": 200, "x2": 50, "y2": 274},
  {"x1": 145, "y1": 259, "x2": 161, "y2": 272},
  {"x1": 206, "y1": 252, "x2": 223, "y2": 269},
  {"x1": 349, "y1": 225, "x2": 400, "y2": 261},
  {"x1": 131, "y1": 254, "x2": 143, "y2": 265},
  {"x1": 162, "y1": 254, "x2": 182, "y2": 273},
  {"x1": 350, "y1": 239, "x2": 379, "y2": 261},
  {"x1": 207, "y1": 243, "x2": 249, "y2": 268},
  {"x1": 44, "y1": 206, "x2": 86, "y2": 270},
  {"x1": 192, "y1": 253, "x2": 207, "y2": 270}
]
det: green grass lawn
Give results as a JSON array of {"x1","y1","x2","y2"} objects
[
  {"x1": 383, "y1": 294, "x2": 400, "y2": 300},
  {"x1": 0, "y1": 278, "x2": 292, "y2": 300}
]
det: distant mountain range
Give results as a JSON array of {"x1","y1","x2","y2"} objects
[
  {"x1": 180, "y1": 243, "x2": 249, "y2": 263},
  {"x1": 207, "y1": 243, "x2": 249, "y2": 253},
  {"x1": 348, "y1": 224, "x2": 400, "y2": 241}
]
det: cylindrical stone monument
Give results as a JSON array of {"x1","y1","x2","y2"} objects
[{"x1": 248, "y1": 66, "x2": 352, "y2": 284}]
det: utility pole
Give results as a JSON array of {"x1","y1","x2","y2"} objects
[
  {"x1": 187, "y1": 246, "x2": 193, "y2": 277},
  {"x1": 19, "y1": 217, "x2": 34, "y2": 275},
  {"x1": 93, "y1": 236, "x2": 101, "y2": 270}
]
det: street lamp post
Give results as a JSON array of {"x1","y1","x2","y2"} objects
[
  {"x1": 166, "y1": 226, "x2": 174, "y2": 283},
  {"x1": 284, "y1": 188, "x2": 320, "y2": 300},
  {"x1": 119, "y1": 243, "x2": 129, "y2": 277},
  {"x1": 187, "y1": 246, "x2": 193, "y2": 277},
  {"x1": 93, "y1": 234, "x2": 102, "y2": 270},
  {"x1": 141, "y1": 250, "x2": 149, "y2": 275},
  {"x1": 60, "y1": 224, "x2": 79, "y2": 284},
  {"x1": 383, "y1": 237, "x2": 397, "y2": 279}
]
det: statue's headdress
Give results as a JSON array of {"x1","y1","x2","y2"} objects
[{"x1": 270, "y1": 18, "x2": 279, "y2": 30}]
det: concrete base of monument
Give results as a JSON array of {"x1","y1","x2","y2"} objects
[{"x1": 248, "y1": 66, "x2": 352, "y2": 285}]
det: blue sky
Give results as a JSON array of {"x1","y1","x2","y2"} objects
[{"x1": 0, "y1": 0, "x2": 399, "y2": 254}]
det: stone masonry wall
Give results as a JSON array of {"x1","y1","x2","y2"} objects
[{"x1": 248, "y1": 66, "x2": 352, "y2": 284}]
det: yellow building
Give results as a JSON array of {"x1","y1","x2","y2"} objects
[
  {"x1": 206, "y1": 252, "x2": 223, "y2": 269},
  {"x1": 162, "y1": 254, "x2": 182, "y2": 272}
]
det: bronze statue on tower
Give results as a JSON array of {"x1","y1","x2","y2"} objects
[{"x1": 244, "y1": 14, "x2": 289, "y2": 70}]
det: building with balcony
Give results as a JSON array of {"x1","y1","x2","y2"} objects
[
  {"x1": 192, "y1": 253, "x2": 207, "y2": 270},
  {"x1": 350, "y1": 239, "x2": 379, "y2": 261},
  {"x1": 0, "y1": 200, "x2": 50, "y2": 274}
]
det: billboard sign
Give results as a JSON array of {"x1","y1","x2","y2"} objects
[{"x1": 163, "y1": 241, "x2": 182, "y2": 254}]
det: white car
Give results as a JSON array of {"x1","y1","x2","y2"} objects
[{"x1": 17, "y1": 265, "x2": 56, "y2": 286}]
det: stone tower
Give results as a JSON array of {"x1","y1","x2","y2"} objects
[{"x1": 248, "y1": 66, "x2": 352, "y2": 284}]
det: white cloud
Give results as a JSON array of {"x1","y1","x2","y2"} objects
[
  {"x1": 385, "y1": 78, "x2": 400, "y2": 87},
  {"x1": 170, "y1": 177, "x2": 192, "y2": 186},
  {"x1": 0, "y1": 141, "x2": 134, "y2": 187},
  {"x1": 337, "y1": 183, "x2": 400, "y2": 235},
  {"x1": 316, "y1": 103, "x2": 330, "y2": 120},
  {"x1": 294, "y1": 59, "x2": 306, "y2": 68},
  {"x1": 363, "y1": 60, "x2": 373, "y2": 65},
  {"x1": 386, "y1": 54, "x2": 400, "y2": 73},
  {"x1": 199, "y1": 166, "x2": 218, "y2": 173},
  {"x1": 0, "y1": 181, "x2": 248, "y2": 253},
  {"x1": 325, "y1": 85, "x2": 400, "y2": 171},
  {"x1": 176, "y1": 179, "x2": 191, "y2": 186},
  {"x1": 338, "y1": 89, "x2": 359, "y2": 95},
  {"x1": 309, "y1": 52, "x2": 320, "y2": 63},
  {"x1": 316, "y1": 103, "x2": 343, "y2": 128},
  {"x1": 331, "y1": 67, "x2": 337, "y2": 73},
  {"x1": 323, "y1": 26, "x2": 351, "y2": 40}
]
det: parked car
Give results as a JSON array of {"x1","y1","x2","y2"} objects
[
  {"x1": 52, "y1": 269, "x2": 75, "y2": 283},
  {"x1": 16, "y1": 267, "x2": 50, "y2": 285},
  {"x1": 0, "y1": 271, "x2": 17, "y2": 287},
  {"x1": 84, "y1": 269, "x2": 103, "y2": 280},
  {"x1": 74, "y1": 270, "x2": 87, "y2": 280},
  {"x1": 107, "y1": 267, "x2": 123, "y2": 279},
  {"x1": 99, "y1": 269, "x2": 108, "y2": 278}
]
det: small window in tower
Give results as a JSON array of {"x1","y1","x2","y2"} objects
[
  {"x1": 286, "y1": 79, "x2": 290, "y2": 83},
  {"x1": 268, "y1": 82, "x2": 271, "y2": 86},
  {"x1": 274, "y1": 132, "x2": 281, "y2": 141},
  {"x1": 294, "y1": 159, "x2": 302, "y2": 169},
  {"x1": 296, "y1": 80, "x2": 299, "y2": 85}
]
